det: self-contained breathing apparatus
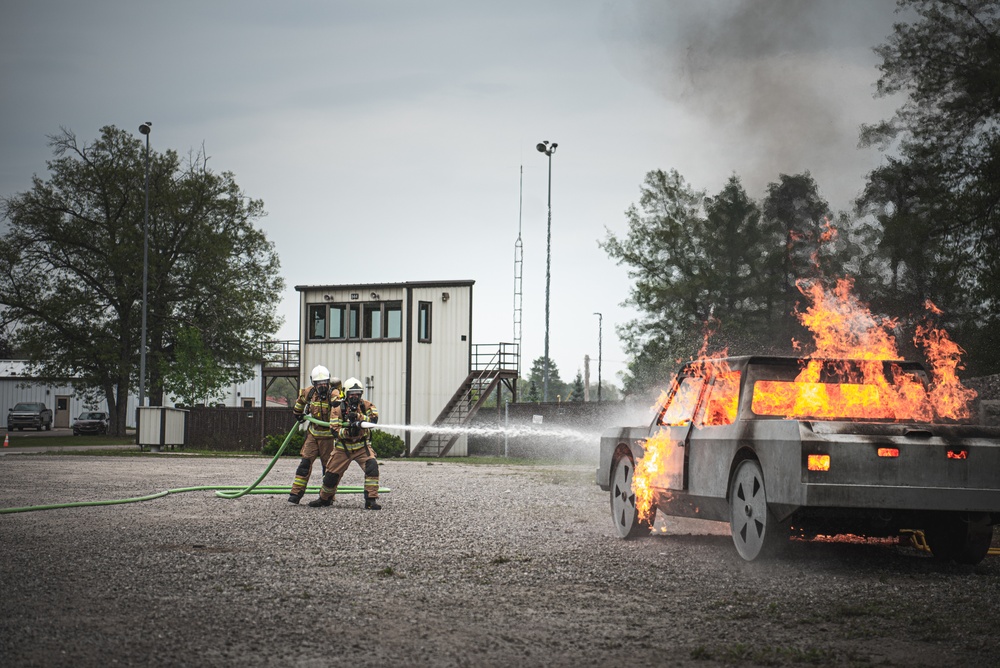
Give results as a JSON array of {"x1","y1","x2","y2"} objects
[{"x1": 342, "y1": 377, "x2": 376, "y2": 439}]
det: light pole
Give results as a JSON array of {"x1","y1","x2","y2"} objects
[
  {"x1": 138, "y1": 122, "x2": 152, "y2": 408},
  {"x1": 536, "y1": 140, "x2": 557, "y2": 402},
  {"x1": 593, "y1": 312, "x2": 602, "y2": 403}
]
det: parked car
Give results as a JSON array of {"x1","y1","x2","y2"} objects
[
  {"x1": 7, "y1": 402, "x2": 54, "y2": 431},
  {"x1": 72, "y1": 411, "x2": 109, "y2": 436},
  {"x1": 597, "y1": 356, "x2": 1000, "y2": 564}
]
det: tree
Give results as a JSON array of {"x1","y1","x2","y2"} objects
[
  {"x1": 0, "y1": 332, "x2": 12, "y2": 359},
  {"x1": 526, "y1": 380, "x2": 540, "y2": 403},
  {"x1": 602, "y1": 170, "x2": 816, "y2": 395},
  {"x1": 527, "y1": 356, "x2": 568, "y2": 402},
  {"x1": 569, "y1": 371, "x2": 585, "y2": 402},
  {"x1": 0, "y1": 126, "x2": 284, "y2": 434},
  {"x1": 859, "y1": 0, "x2": 1000, "y2": 374}
]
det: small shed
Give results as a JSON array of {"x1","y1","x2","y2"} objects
[{"x1": 297, "y1": 280, "x2": 518, "y2": 455}]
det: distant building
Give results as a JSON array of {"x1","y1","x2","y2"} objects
[{"x1": 0, "y1": 359, "x2": 264, "y2": 429}]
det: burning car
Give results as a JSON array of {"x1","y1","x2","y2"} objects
[
  {"x1": 72, "y1": 411, "x2": 109, "y2": 436},
  {"x1": 597, "y1": 355, "x2": 1000, "y2": 564}
]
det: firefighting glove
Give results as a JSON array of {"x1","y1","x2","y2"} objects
[
  {"x1": 349, "y1": 421, "x2": 362, "y2": 430},
  {"x1": 295, "y1": 414, "x2": 305, "y2": 423}
]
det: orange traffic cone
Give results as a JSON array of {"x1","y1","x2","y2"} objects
[{"x1": 3, "y1": 433, "x2": 8, "y2": 447}]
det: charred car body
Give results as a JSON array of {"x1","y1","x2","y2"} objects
[{"x1": 597, "y1": 356, "x2": 1000, "y2": 564}]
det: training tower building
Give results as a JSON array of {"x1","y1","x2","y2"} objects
[{"x1": 295, "y1": 280, "x2": 518, "y2": 456}]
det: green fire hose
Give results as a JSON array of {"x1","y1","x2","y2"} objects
[{"x1": 0, "y1": 415, "x2": 388, "y2": 515}]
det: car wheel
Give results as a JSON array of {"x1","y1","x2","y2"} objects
[
  {"x1": 729, "y1": 459, "x2": 785, "y2": 561},
  {"x1": 924, "y1": 512, "x2": 993, "y2": 565},
  {"x1": 610, "y1": 449, "x2": 655, "y2": 539}
]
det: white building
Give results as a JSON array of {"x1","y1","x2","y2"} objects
[
  {"x1": 296, "y1": 280, "x2": 518, "y2": 455},
  {"x1": 1, "y1": 360, "x2": 265, "y2": 430}
]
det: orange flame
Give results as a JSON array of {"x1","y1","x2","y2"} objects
[
  {"x1": 633, "y1": 430, "x2": 676, "y2": 522},
  {"x1": 752, "y1": 280, "x2": 976, "y2": 422}
]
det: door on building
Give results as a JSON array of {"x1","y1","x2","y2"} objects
[{"x1": 55, "y1": 395, "x2": 72, "y2": 428}]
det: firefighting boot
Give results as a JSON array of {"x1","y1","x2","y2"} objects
[
  {"x1": 364, "y1": 492, "x2": 381, "y2": 511},
  {"x1": 287, "y1": 492, "x2": 304, "y2": 504},
  {"x1": 308, "y1": 497, "x2": 332, "y2": 508}
]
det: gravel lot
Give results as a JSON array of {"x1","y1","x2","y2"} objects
[{"x1": 2, "y1": 454, "x2": 999, "y2": 667}]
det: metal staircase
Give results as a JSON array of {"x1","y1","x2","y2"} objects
[{"x1": 410, "y1": 343, "x2": 519, "y2": 457}]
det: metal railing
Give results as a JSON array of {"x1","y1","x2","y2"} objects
[
  {"x1": 472, "y1": 342, "x2": 518, "y2": 373},
  {"x1": 261, "y1": 340, "x2": 299, "y2": 370}
]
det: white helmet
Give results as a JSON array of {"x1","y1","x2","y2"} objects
[
  {"x1": 344, "y1": 377, "x2": 364, "y2": 396},
  {"x1": 310, "y1": 365, "x2": 331, "y2": 385}
]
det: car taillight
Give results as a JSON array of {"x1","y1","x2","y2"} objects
[{"x1": 807, "y1": 454, "x2": 830, "y2": 471}]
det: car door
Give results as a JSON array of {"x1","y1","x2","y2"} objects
[{"x1": 647, "y1": 375, "x2": 706, "y2": 490}]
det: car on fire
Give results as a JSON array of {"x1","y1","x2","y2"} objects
[
  {"x1": 597, "y1": 356, "x2": 1000, "y2": 564},
  {"x1": 72, "y1": 411, "x2": 109, "y2": 436},
  {"x1": 6, "y1": 402, "x2": 53, "y2": 431}
]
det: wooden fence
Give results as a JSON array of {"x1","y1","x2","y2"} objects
[{"x1": 185, "y1": 406, "x2": 297, "y2": 452}]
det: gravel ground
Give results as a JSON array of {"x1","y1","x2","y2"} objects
[{"x1": 2, "y1": 454, "x2": 999, "y2": 667}]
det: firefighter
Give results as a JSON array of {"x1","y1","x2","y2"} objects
[
  {"x1": 287, "y1": 366, "x2": 342, "y2": 504},
  {"x1": 308, "y1": 377, "x2": 382, "y2": 510}
]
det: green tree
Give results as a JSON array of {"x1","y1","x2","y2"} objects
[
  {"x1": 527, "y1": 356, "x2": 567, "y2": 402},
  {"x1": 0, "y1": 126, "x2": 283, "y2": 434},
  {"x1": 602, "y1": 170, "x2": 815, "y2": 395},
  {"x1": 161, "y1": 326, "x2": 231, "y2": 407},
  {"x1": 569, "y1": 371, "x2": 585, "y2": 402},
  {"x1": 859, "y1": 0, "x2": 1000, "y2": 374},
  {"x1": 526, "y1": 379, "x2": 540, "y2": 403},
  {"x1": 759, "y1": 172, "x2": 836, "y2": 346}
]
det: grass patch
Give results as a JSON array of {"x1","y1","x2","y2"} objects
[{"x1": 2, "y1": 434, "x2": 135, "y2": 448}]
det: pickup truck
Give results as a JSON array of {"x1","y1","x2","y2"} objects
[
  {"x1": 597, "y1": 355, "x2": 1000, "y2": 564},
  {"x1": 7, "y1": 402, "x2": 54, "y2": 431}
]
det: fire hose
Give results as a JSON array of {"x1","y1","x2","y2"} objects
[{"x1": 0, "y1": 415, "x2": 388, "y2": 514}]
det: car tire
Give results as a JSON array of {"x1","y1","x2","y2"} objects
[
  {"x1": 610, "y1": 448, "x2": 656, "y2": 539},
  {"x1": 729, "y1": 458, "x2": 786, "y2": 561},
  {"x1": 924, "y1": 512, "x2": 993, "y2": 565}
]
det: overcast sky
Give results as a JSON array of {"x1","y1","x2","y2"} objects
[{"x1": 1, "y1": 0, "x2": 903, "y2": 390}]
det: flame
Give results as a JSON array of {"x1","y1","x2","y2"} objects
[
  {"x1": 633, "y1": 429, "x2": 676, "y2": 523},
  {"x1": 751, "y1": 279, "x2": 977, "y2": 422}
]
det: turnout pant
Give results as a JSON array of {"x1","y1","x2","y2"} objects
[
  {"x1": 289, "y1": 434, "x2": 336, "y2": 496},
  {"x1": 316, "y1": 442, "x2": 380, "y2": 501}
]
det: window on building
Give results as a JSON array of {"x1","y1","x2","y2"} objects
[
  {"x1": 307, "y1": 299, "x2": 405, "y2": 342},
  {"x1": 363, "y1": 302, "x2": 382, "y2": 339},
  {"x1": 242, "y1": 398, "x2": 255, "y2": 408},
  {"x1": 386, "y1": 302, "x2": 402, "y2": 339},
  {"x1": 418, "y1": 301, "x2": 432, "y2": 343},
  {"x1": 309, "y1": 305, "x2": 326, "y2": 339},
  {"x1": 348, "y1": 303, "x2": 360, "y2": 339},
  {"x1": 329, "y1": 305, "x2": 346, "y2": 340}
]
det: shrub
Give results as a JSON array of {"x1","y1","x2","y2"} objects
[
  {"x1": 372, "y1": 429, "x2": 405, "y2": 458},
  {"x1": 261, "y1": 427, "x2": 404, "y2": 459},
  {"x1": 262, "y1": 428, "x2": 305, "y2": 456}
]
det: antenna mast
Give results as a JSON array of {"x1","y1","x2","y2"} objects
[{"x1": 513, "y1": 165, "x2": 524, "y2": 379}]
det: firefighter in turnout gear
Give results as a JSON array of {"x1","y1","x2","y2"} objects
[
  {"x1": 308, "y1": 377, "x2": 382, "y2": 510},
  {"x1": 287, "y1": 366, "x2": 343, "y2": 504}
]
